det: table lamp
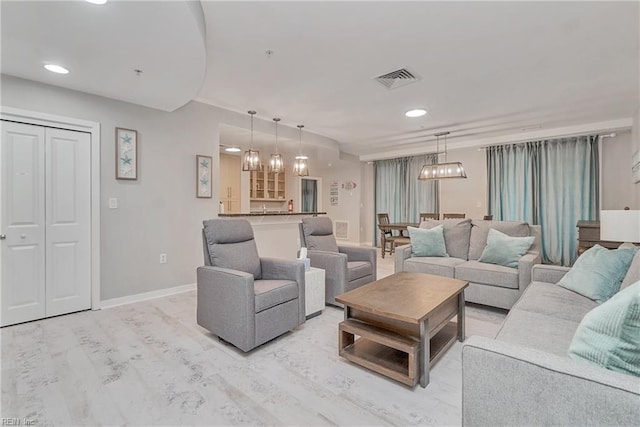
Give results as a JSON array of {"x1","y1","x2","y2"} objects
[{"x1": 600, "y1": 210, "x2": 640, "y2": 245}]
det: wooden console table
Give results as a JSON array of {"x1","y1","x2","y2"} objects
[{"x1": 577, "y1": 220, "x2": 623, "y2": 256}]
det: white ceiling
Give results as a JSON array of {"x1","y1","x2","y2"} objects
[
  {"x1": 1, "y1": 1, "x2": 638, "y2": 159},
  {"x1": 199, "y1": 1, "x2": 639, "y2": 156},
  {"x1": 1, "y1": 0, "x2": 206, "y2": 111}
]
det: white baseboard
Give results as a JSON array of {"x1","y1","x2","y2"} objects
[{"x1": 100, "y1": 283, "x2": 196, "y2": 309}]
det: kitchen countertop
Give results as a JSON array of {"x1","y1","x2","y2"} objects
[{"x1": 218, "y1": 212, "x2": 326, "y2": 217}]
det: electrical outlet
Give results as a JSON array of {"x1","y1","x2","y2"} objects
[
  {"x1": 159, "y1": 253, "x2": 167, "y2": 264},
  {"x1": 109, "y1": 198, "x2": 118, "y2": 209}
]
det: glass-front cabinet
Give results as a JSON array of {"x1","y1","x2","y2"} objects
[{"x1": 250, "y1": 169, "x2": 286, "y2": 201}]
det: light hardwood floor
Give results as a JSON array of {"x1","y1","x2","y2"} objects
[{"x1": 1, "y1": 249, "x2": 506, "y2": 426}]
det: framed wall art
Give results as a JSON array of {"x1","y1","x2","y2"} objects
[
  {"x1": 196, "y1": 155, "x2": 213, "y2": 198},
  {"x1": 115, "y1": 127, "x2": 138, "y2": 180},
  {"x1": 632, "y1": 149, "x2": 640, "y2": 184}
]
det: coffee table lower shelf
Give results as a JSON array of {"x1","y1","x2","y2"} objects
[{"x1": 339, "y1": 319, "x2": 458, "y2": 387}]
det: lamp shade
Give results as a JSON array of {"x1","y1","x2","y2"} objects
[
  {"x1": 600, "y1": 210, "x2": 640, "y2": 243},
  {"x1": 418, "y1": 161, "x2": 467, "y2": 180}
]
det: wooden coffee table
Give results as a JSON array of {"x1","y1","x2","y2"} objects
[{"x1": 335, "y1": 272, "x2": 468, "y2": 388}]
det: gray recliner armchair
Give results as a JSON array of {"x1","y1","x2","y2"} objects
[
  {"x1": 197, "y1": 218, "x2": 305, "y2": 352},
  {"x1": 299, "y1": 217, "x2": 377, "y2": 306}
]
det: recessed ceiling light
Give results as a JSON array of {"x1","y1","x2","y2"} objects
[
  {"x1": 85, "y1": 0, "x2": 108, "y2": 4},
  {"x1": 405, "y1": 109, "x2": 427, "y2": 118},
  {"x1": 44, "y1": 64, "x2": 69, "y2": 74},
  {"x1": 225, "y1": 147, "x2": 241, "y2": 153}
]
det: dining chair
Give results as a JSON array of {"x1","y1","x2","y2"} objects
[
  {"x1": 483, "y1": 215, "x2": 493, "y2": 220},
  {"x1": 419, "y1": 212, "x2": 439, "y2": 221},
  {"x1": 377, "y1": 213, "x2": 398, "y2": 257},
  {"x1": 443, "y1": 213, "x2": 466, "y2": 219}
]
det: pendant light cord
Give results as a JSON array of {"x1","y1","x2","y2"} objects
[
  {"x1": 273, "y1": 118, "x2": 280, "y2": 154},
  {"x1": 248, "y1": 110, "x2": 256, "y2": 149},
  {"x1": 297, "y1": 125, "x2": 304, "y2": 156}
]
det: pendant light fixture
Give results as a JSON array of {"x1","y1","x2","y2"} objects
[
  {"x1": 292, "y1": 125, "x2": 309, "y2": 176},
  {"x1": 269, "y1": 118, "x2": 284, "y2": 173},
  {"x1": 418, "y1": 131, "x2": 467, "y2": 180},
  {"x1": 242, "y1": 110, "x2": 261, "y2": 171}
]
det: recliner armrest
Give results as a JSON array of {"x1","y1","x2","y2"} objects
[
  {"x1": 307, "y1": 249, "x2": 348, "y2": 271},
  {"x1": 196, "y1": 266, "x2": 256, "y2": 351},
  {"x1": 261, "y1": 257, "x2": 305, "y2": 283},
  {"x1": 196, "y1": 266, "x2": 254, "y2": 305},
  {"x1": 339, "y1": 245, "x2": 376, "y2": 264}
]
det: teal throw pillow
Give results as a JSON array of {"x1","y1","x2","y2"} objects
[
  {"x1": 558, "y1": 245, "x2": 638, "y2": 303},
  {"x1": 407, "y1": 225, "x2": 448, "y2": 257},
  {"x1": 568, "y1": 281, "x2": 640, "y2": 377},
  {"x1": 478, "y1": 228, "x2": 534, "y2": 268}
]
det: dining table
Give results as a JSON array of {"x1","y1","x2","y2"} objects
[{"x1": 378, "y1": 222, "x2": 418, "y2": 258}]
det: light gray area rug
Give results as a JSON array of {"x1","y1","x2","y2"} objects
[{"x1": 1, "y1": 290, "x2": 505, "y2": 426}]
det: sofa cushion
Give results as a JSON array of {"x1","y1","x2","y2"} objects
[
  {"x1": 568, "y1": 281, "x2": 640, "y2": 376},
  {"x1": 512, "y1": 281, "x2": 598, "y2": 323},
  {"x1": 468, "y1": 220, "x2": 530, "y2": 260},
  {"x1": 254, "y1": 279, "x2": 298, "y2": 313},
  {"x1": 420, "y1": 218, "x2": 472, "y2": 260},
  {"x1": 408, "y1": 225, "x2": 448, "y2": 257},
  {"x1": 347, "y1": 261, "x2": 372, "y2": 281},
  {"x1": 403, "y1": 257, "x2": 466, "y2": 278},
  {"x1": 621, "y1": 250, "x2": 640, "y2": 290},
  {"x1": 496, "y1": 308, "x2": 582, "y2": 357},
  {"x1": 455, "y1": 260, "x2": 519, "y2": 289},
  {"x1": 478, "y1": 228, "x2": 535, "y2": 268},
  {"x1": 203, "y1": 219, "x2": 262, "y2": 279},
  {"x1": 558, "y1": 245, "x2": 638, "y2": 303},
  {"x1": 302, "y1": 217, "x2": 339, "y2": 252}
]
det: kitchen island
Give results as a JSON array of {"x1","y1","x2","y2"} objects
[{"x1": 218, "y1": 212, "x2": 326, "y2": 259}]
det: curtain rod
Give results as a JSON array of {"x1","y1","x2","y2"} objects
[{"x1": 477, "y1": 131, "x2": 616, "y2": 150}]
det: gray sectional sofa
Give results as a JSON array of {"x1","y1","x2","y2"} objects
[
  {"x1": 462, "y1": 259, "x2": 640, "y2": 426},
  {"x1": 395, "y1": 219, "x2": 541, "y2": 309}
]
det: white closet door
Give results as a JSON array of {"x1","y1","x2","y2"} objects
[
  {"x1": 1, "y1": 121, "x2": 46, "y2": 326},
  {"x1": 45, "y1": 127, "x2": 91, "y2": 317}
]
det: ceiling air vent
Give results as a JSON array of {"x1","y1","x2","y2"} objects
[{"x1": 374, "y1": 68, "x2": 421, "y2": 90}]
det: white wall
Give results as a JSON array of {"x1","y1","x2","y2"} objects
[
  {"x1": 633, "y1": 108, "x2": 640, "y2": 208},
  {"x1": 317, "y1": 157, "x2": 363, "y2": 243},
  {"x1": 0, "y1": 74, "x2": 342, "y2": 301},
  {"x1": 601, "y1": 131, "x2": 635, "y2": 209},
  {"x1": 439, "y1": 146, "x2": 487, "y2": 219}
]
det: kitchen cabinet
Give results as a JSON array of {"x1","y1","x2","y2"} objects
[{"x1": 219, "y1": 153, "x2": 241, "y2": 213}]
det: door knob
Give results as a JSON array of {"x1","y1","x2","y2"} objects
[
  {"x1": 0, "y1": 234, "x2": 6, "y2": 240},
  {"x1": 21, "y1": 234, "x2": 27, "y2": 239}
]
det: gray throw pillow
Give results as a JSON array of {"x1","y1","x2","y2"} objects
[
  {"x1": 420, "y1": 218, "x2": 472, "y2": 260},
  {"x1": 620, "y1": 249, "x2": 640, "y2": 291},
  {"x1": 468, "y1": 220, "x2": 530, "y2": 260}
]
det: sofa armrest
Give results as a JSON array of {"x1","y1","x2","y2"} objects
[
  {"x1": 462, "y1": 336, "x2": 640, "y2": 426},
  {"x1": 196, "y1": 266, "x2": 256, "y2": 351},
  {"x1": 517, "y1": 252, "x2": 540, "y2": 290},
  {"x1": 260, "y1": 257, "x2": 305, "y2": 324},
  {"x1": 531, "y1": 264, "x2": 571, "y2": 283},
  {"x1": 394, "y1": 244, "x2": 412, "y2": 273},
  {"x1": 339, "y1": 246, "x2": 377, "y2": 273}
]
